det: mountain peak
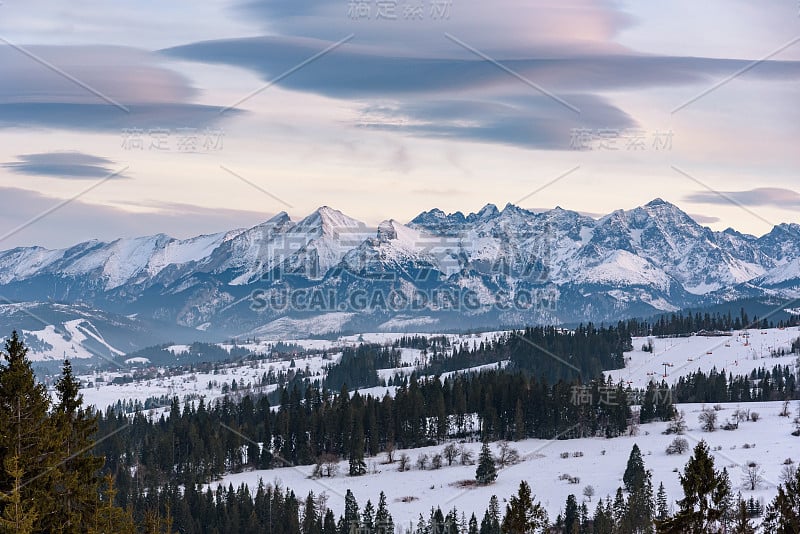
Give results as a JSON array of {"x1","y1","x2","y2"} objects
[
  {"x1": 645, "y1": 197, "x2": 673, "y2": 208},
  {"x1": 296, "y1": 206, "x2": 364, "y2": 234},
  {"x1": 468, "y1": 203, "x2": 499, "y2": 222}
]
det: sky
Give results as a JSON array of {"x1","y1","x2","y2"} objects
[{"x1": 0, "y1": 0, "x2": 798, "y2": 248}]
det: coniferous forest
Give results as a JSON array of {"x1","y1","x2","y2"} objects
[{"x1": 2, "y1": 329, "x2": 800, "y2": 532}]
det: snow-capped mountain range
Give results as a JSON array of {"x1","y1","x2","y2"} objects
[{"x1": 2, "y1": 199, "x2": 799, "y2": 348}]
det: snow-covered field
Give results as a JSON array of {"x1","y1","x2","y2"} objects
[
  {"x1": 77, "y1": 352, "x2": 334, "y2": 413},
  {"x1": 210, "y1": 400, "x2": 800, "y2": 525},
  {"x1": 76, "y1": 330, "x2": 509, "y2": 412},
  {"x1": 64, "y1": 326, "x2": 800, "y2": 523}
]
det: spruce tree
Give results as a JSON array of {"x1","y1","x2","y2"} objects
[
  {"x1": 579, "y1": 503, "x2": 589, "y2": 534},
  {"x1": 468, "y1": 513, "x2": 478, "y2": 534},
  {"x1": 52, "y1": 358, "x2": 105, "y2": 533},
  {"x1": 479, "y1": 496, "x2": 501, "y2": 534},
  {"x1": 592, "y1": 498, "x2": 613, "y2": 534},
  {"x1": 657, "y1": 440, "x2": 730, "y2": 533},
  {"x1": 374, "y1": 491, "x2": 393, "y2": 534},
  {"x1": 656, "y1": 482, "x2": 669, "y2": 521},
  {"x1": 612, "y1": 487, "x2": 627, "y2": 525},
  {"x1": 624, "y1": 469, "x2": 655, "y2": 533},
  {"x1": 342, "y1": 489, "x2": 360, "y2": 534},
  {"x1": 762, "y1": 462, "x2": 800, "y2": 533},
  {"x1": 623, "y1": 444, "x2": 646, "y2": 493},
  {"x1": 501, "y1": 481, "x2": 547, "y2": 533},
  {"x1": 348, "y1": 419, "x2": 367, "y2": 476},
  {"x1": 0, "y1": 456, "x2": 37, "y2": 534},
  {"x1": 362, "y1": 499, "x2": 375, "y2": 533},
  {"x1": 731, "y1": 496, "x2": 755, "y2": 534},
  {"x1": 303, "y1": 492, "x2": 320, "y2": 534},
  {"x1": 88, "y1": 474, "x2": 136, "y2": 534},
  {"x1": 563, "y1": 494, "x2": 579, "y2": 533},
  {"x1": 323, "y1": 509, "x2": 338, "y2": 534},
  {"x1": 0, "y1": 331, "x2": 58, "y2": 532},
  {"x1": 475, "y1": 442, "x2": 497, "y2": 485}
]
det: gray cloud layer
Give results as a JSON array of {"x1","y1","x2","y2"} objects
[
  {"x1": 3, "y1": 151, "x2": 122, "y2": 178},
  {"x1": 686, "y1": 188, "x2": 800, "y2": 209},
  {"x1": 0, "y1": 45, "x2": 241, "y2": 131},
  {"x1": 0, "y1": 187, "x2": 273, "y2": 249},
  {"x1": 162, "y1": 35, "x2": 800, "y2": 150}
]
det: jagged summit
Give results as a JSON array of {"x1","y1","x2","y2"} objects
[{"x1": 1, "y1": 200, "x2": 799, "y2": 335}]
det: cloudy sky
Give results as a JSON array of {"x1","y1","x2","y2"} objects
[{"x1": 0, "y1": 0, "x2": 798, "y2": 248}]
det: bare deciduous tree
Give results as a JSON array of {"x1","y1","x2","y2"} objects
[
  {"x1": 664, "y1": 410, "x2": 687, "y2": 435},
  {"x1": 699, "y1": 407, "x2": 717, "y2": 432},
  {"x1": 459, "y1": 445, "x2": 475, "y2": 466},
  {"x1": 495, "y1": 441, "x2": 520, "y2": 467},
  {"x1": 741, "y1": 461, "x2": 764, "y2": 491},
  {"x1": 431, "y1": 453, "x2": 443, "y2": 470},
  {"x1": 384, "y1": 442, "x2": 396, "y2": 464},
  {"x1": 312, "y1": 453, "x2": 340, "y2": 478},
  {"x1": 666, "y1": 437, "x2": 689, "y2": 455},
  {"x1": 443, "y1": 443, "x2": 459, "y2": 466},
  {"x1": 416, "y1": 453, "x2": 429, "y2": 470},
  {"x1": 397, "y1": 453, "x2": 410, "y2": 472}
]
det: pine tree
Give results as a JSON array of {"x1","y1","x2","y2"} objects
[
  {"x1": 475, "y1": 442, "x2": 497, "y2": 485},
  {"x1": 0, "y1": 456, "x2": 37, "y2": 534},
  {"x1": 342, "y1": 489, "x2": 360, "y2": 534},
  {"x1": 592, "y1": 498, "x2": 613, "y2": 534},
  {"x1": 0, "y1": 331, "x2": 58, "y2": 532},
  {"x1": 762, "y1": 461, "x2": 800, "y2": 533},
  {"x1": 625, "y1": 469, "x2": 655, "y2": 533},
  {"x1": 731, "y1": 496, "x2": 755, "y2": 534},
  {"x1": 375, "y1": 491, "x2": 393, "y2": 534},
  {"x1": 362, "y1": 499, "x2": 375, "y2": 533},
  {"x1": 656, "y1": 482, "x2": 669, "y2": 521},
  {"x1": 563, "y1": 494, "x2": 579, "y2": 533},
  {"x1": 657, "y1": 440, "x2": 731, "y2": 533},
  {"x1": 501, "y1": 481, "x2": 548, "y2": 533},
  {"x1": 52, "y1": 359, "x2": 105, "y2": 533},
  {"x1": 623, "y1": 444, "x2": 646, "y2": 493},
  {"x1": 468, "y1": 513, "x2": 478, "y2": 534},
  {"x1": 348, "y1": 419, "x2": 367, "y2": 476}
]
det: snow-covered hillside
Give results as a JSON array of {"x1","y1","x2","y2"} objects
[
  {"x1": 63, "y1": 326, "x2": 800, "y2": 525},
  {"x1": 209, "y1": 400, "x2": 799, "y2": 526},
  {"x1": 605, "y1": 327, "x2": 800, "y2": 389}
]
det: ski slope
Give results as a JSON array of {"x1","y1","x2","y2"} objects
[{"x1": 605, "y1": 327, "x2": 800, "y2": 390}]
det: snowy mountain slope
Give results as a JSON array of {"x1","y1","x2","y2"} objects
[
  {"x1": 0, "y1": 302, "x2": 213, "y2": 362},
  {"x1": 604, "y1": 326, "x2": 800, "y2": 389},
  {"x1": 0, "y1": 199, "x2": 798, "y2": 338}
]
